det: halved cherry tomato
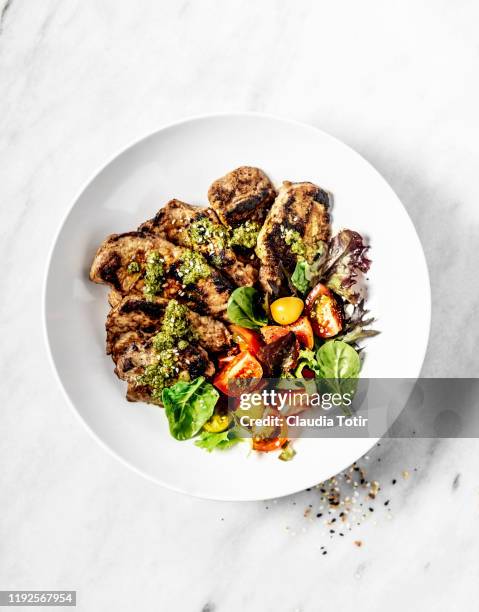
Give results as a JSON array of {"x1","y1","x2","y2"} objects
[
  {"x1": 213, "y1": 350, "x2": 263, "y2": 397},
  {"x1": 260, "y1": 325, "x2": 290, "y2": 344},
  {"x1": 253, "y1": 436, "x2": 287, "y2": 452},
  {"x1": 203, "y1": 412, "x2": 232, "y2": 433},
  {"x1": 229, "y1": 324, "x2": 263, "y2": 356},
  {"x1": 305, "y1": 283, "x2": 343, "y2": 338},
  {"x1": 288, "y1": 316, "x2": 314, "y2": 349},
  {"x1": 270, "y1": 296, "x2": 304, "y2": 325},
  {"x1": 249, "y1": 406, "x2": 288, "y2": 452}
]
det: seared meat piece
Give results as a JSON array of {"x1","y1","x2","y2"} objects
[
  {"x1": 125, "y1": 382, "x2": 155, "y2": 404},
  {"x1": 110, "y1": 330, "x2": 144, "y2": 362},
  {"x1": 90, "y1": 231, "x2": 159, "y2": 294},
  {"x1": 106, "y1": 295, "x2": 232, "y2": 357},
  {"x1": 208, "y1": 166, "x2": 276, "y2": 228},
  {"x1": 115, "y1": 337, "x2": 214, "y2": 406},
  {"x1": 187, "y1": 310, "x2": 232, "y2": 353},
  {"x1": 108, "y1": 289, "x2": 123, "y2": 309},
  {"x1": 114, "y1": 339, "x2": 156, "y2": 381},
  {"x1": 139, "y1": 199, "x2": 257, "y2": 286},
  {"x1": 139, "y1": 199, "x2": 218, "y2": 236},
  {"x1": 90, "y1": 231, "x2": 233, "y2": 320},
  {"x1": 256, "y1": 181, "x2": 331, "y2": 295},
  {"x1": 106, "y1": 297, "x2": 168, "y2": 358},
  {"x1": 160, "y1": 276, "x2": 232, "y2": 321}
]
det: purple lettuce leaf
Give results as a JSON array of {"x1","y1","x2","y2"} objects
[{"x1": 322, "y1": 230, "x2": 371, "y2": 304}]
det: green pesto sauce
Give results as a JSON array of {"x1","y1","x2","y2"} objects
[
  {"x1": 137, "y1": 300, "x2": 195, "y2": 397},
  {"x1": 230, "y1": 221, "x2": 260, "y2": 249},
  {"x1": 189, "y1": 217, "x2": 259, "y2": 251},
  {"x1": 137, "y1": 350, "x2": 179, "y2": 400},
  {"x1": 127, "y1": 260, "x2": 140, "y2": 274},
  {"x1": 282, "y1": 228, "x2": 306, "y2": 257},
  {"x1": 143, "y1": 251, "x2": 164, "y2": 299},
  {"x1": 282, "y1": 227, "x2": 326, "y2": 262},
  {"x1": 152, "y1": 300, "x2": 195, "y2": 351},
  {"x1": 177, "y1": 249, "x2": 211, "y2": 285},
  {"x1": 189, "y1": 217, "x2": 229, "y2": 249}
]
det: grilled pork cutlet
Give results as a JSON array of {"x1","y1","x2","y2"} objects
[
  {"x1": 90, "y1": 231, "x2": 233, "y2": 320},
  {"x1": 208, "y1": 166, "x2": 276, "y2": 228},
  {"x1": 256, "y1": 181, "x2": 331, "y2": 295},
  {"x1": 115, "y1": 338, "x2": 215, "y2": 405},
  {"x1": 106, "y1": 295, "x2": 232, "y2": 357},
  {"x1": 139, "y1": 199, "x2": 257, "y2": 286}
]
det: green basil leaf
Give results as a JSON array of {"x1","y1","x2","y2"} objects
[
  {"x1": 315, "y1": 340, "x2": 361, "y2": 379},
  {"x1": 227, "y1": 287, "x2": 268, "y2": 329},
  {"x1": 291, "y1": 260, "x2": 311, "y2": 294},
  {"x1": 162, "y1": 376, "x2": 218, "y2": 440}
]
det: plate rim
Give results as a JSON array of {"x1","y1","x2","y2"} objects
[{"x1": 42, "y1": 111, "x2": 431, "y2": 501}]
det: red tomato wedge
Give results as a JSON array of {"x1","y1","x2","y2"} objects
[
  {"x1": 260, "y1": 326, "x2": 290, "y2": 344},
  {"x1": 287, "y1": 316, "x2": 314, "y2": 349},
  {"x1": 305, "y1": 283, "x2": 343, "y2": 338},
  {"x1": 261, "y1": 317, "x2": 314, "y2": 349},
  {"x1": 213, "y1": 350, "x2": 263, "y2": 397},
  {"x1": 229, "y1": 325, "x2": 263, "y2": 356}
]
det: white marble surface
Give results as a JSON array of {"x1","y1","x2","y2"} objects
[{"x1": 1, "y1": 1, "x2": 479, "y2": 610}]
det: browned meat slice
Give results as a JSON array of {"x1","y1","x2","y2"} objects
[
  {"x1": 110, "y1": 330, "x2": 144, "y2": 362},
  {"x1": 90, "y1": 231, "x2": 160, "y2": 294},
  {"x1": 256, "y1": 181, "x2": 331, "y2": 295},
  {"x1": 139, "y1": 199, "x2": 257, "y2": 286},
  {"x1": 125, "y1": 382, "x2": 155, "y2": 404},
  {"x1": 187, "y1": 310, "x2": 232, "y2": 354},
  {"x1": 106, "y1": 297, "x2": 167, "y2": 358},
  {"x1": 108, "y1": 289, "x2": 123, "y2": 308},
  {"x1": 106, "y1": 295, "x2": 232, "y2": 357},
  {"x1": 208, "y1": 166, "x2": 276, "y2": 228},
  {"x1": 90, "y1": 231, "x2": 233, "y2": 320},
  {"x1": 115, "y1": 337, "x2": 214, "y2": 406}
]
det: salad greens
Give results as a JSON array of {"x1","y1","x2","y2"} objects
[
  {"x1": 337, "y1": 300, "x2": 380, "y2": 344},
  {"x1": 227, "y1": 287, "x2": 268, "y2": 329},
  {"x1": 322, "y1": 230, "x2": 371, "y2": 304},
  {"x1": 195, "y1": 429, "x2": 242, "y2": 452},
  {"x1": 295, "y1": 340, "x2": 360, "y2": 379},
  {"x1": 162, "y1": 376, "x2": 219, "y2": 441},
  {"x1": 315, "y1": 340, "x2": 361, "y2": 379},
  {"x1": 294, "y1": 348, "x2": 320, "y2": 377},
  {"x1": 291, "y1": 261, "x2": 311, "y2": 294},
  {"x1": 294, "y1": 341, "x2": 360, "y2": 418},
  {"x1": 290, "y1": 241, "x2": 329, "y2": 295}
]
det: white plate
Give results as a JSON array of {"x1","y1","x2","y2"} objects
[{"x1": 44, "y1": 113, "x2": 430, "y2": 501}]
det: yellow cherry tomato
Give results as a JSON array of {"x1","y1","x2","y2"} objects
[
  {"x1": 203, "y1": 413, "x2": 232, "y2": 433},
  {"x1": 270, "y1": 297, "x2": 304, "y2": 325}
]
